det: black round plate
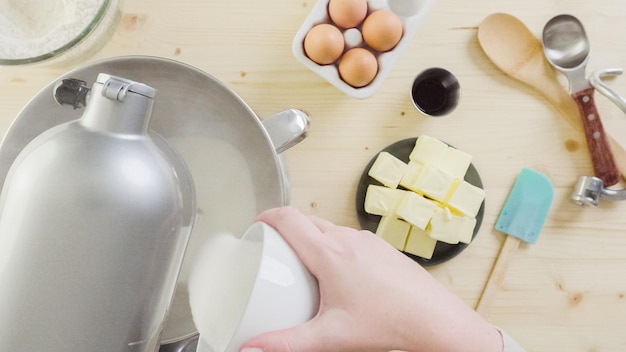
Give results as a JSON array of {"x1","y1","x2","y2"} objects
[{"x1": 355, "y1": 137, "x2": 485, "y2": 266}]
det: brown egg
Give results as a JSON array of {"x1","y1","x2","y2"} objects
[
  {"x1": 303, "y1": 23, "x2": 345, "y2": 65},
  {"x1": 328, "y1": 0, "x2": 368, "y2": 29},
  {"x1": 362, "y1": 9, "x2": 403, "y2": 52},
  {"x1": 338, "y1": 47, "x2": 378, "y2": 88}
]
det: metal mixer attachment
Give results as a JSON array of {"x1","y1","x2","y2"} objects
[{"x1": 571, "y1": 68, "x2": 626, "y2": 206}]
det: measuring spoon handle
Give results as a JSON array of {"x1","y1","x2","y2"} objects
[{"x1": 572, "y1": 87, "x2": 621, "y2": 187}]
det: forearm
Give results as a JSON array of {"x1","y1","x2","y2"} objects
[
  {"x1": 400, "y1": 295, "x2": 502, "y2": 351},
  {"x1": 389, "y1": 265, "x2": 503, "y2": 352}
]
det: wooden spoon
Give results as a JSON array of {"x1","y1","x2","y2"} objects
[{"x1": 477, "y1": 13, "x2": 626, "y2": 180}]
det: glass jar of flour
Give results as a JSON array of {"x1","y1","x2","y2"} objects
[{"x1": 0, "y1": 0, "x2": 123, "y2": 66}]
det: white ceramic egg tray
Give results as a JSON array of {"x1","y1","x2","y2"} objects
[{"x1": 293, "y1": 0, "x2": 436, "y2": 99}]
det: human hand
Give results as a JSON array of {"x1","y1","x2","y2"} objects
[{"x1": 240, "y1": 206, "x2": 502, "y2": 352}]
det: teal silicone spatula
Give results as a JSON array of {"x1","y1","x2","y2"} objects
[{"x1": 475, "y1": 168, "x2": 553, "y2": 316}]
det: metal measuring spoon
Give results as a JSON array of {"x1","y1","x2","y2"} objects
[{"x1": 542, "y1": 14, "x2": 620, "y2": 187}]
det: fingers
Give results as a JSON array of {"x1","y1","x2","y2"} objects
[
  {"x1": 239, "y1": 313, "x2": 355, "y2": 352},
  {"x1": 307, "y1": 215, "x2": 335, "y2": 233},
  {"x1": 308, "y1": 214, "x2": 372, "y2": 241},
  {"x1": 256, "y1": 206, "x2": 328, "y2": 269},
  {"x1": 240, "y1": 321, "x2": 318, "y2": 352}
]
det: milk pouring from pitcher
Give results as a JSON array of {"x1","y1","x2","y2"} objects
[{"x1": 0, "y1": 74, "x2": 195, "y2": 351}]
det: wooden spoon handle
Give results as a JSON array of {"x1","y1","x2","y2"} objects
[{"x1": 572, "y1": 88, "x2": 621, "y2": 186}]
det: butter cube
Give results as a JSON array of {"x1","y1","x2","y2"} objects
[
  {"x1": 413, "y1": 164, "x2": 456, "y2": 202},
  {"x1": 447, "y1": 180, "x2": 485, "y2": 217},
  {"x1": 368, "y1": 152, "x2": 407, "y2": 188},
  {"x1": 409, "y1": 135, "x2": 448, "y2": 164},
  {"x1": 395, "y1": 191, "x2": 437, "y2": 230},
  {"x1": 404, "y1": 226, "x2": 438, "y2": 259},
  {"x1": 427, "y1": 208, "x2": 468, "y2": 244},
  {"x1": 458, "y1": 216, "x2": 477, "y2": 244},
  {"x1": 438, "y1": 147, "x2": 472, "y2": 179},
  {"x1": 376, "y1": 216, "x2": 411, "y2": 250},
  {"x1": 364, "y1": 185, "x2": 405, "y2": 216},
  {"x1": 399, "y1": 161, "x2": 424, "y2": 192}
]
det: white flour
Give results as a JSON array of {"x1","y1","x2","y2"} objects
[
  {"x1": 0, "y1": 0, "x2": 105, "y2": 59},
  {"x1": 170, "y1": 136, "x2": 258, "y2": 286},
  {"x1": 160, "y1": 136, "x2": 258, "y2": 343}
]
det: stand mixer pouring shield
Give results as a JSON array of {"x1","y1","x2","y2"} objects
[{"x1": 0, "y1": 73, "x2": 196, "y2": 351}]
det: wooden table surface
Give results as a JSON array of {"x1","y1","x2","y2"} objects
[{"x1": 2, "y1": 1, "x2": 626, "y2": 350}]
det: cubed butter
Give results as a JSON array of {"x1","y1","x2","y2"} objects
[
  {"x1": 409, "y1": 135, "x2": 448, "y2": 164},
  {"x1": 404, "y1": 226, "x2": 438, "y2": 259},
  {"x1": 458, "y1": 216, "x2": 477, "y2": 244},
  {"x1": 368, "y1": 135, "x2": 483, "y2": 256},
  {"x1": 368, "y1": 152, "x2": 407, "y2": 188},
  {"x1": 427, "y1": 208, "x2": 468, "y2": 244},
  {"x1": 395, "y1": 191, "x2": 437, "y2": 230},
  {"x1": 413, "y1": 164, "x2": 456, "y2": 202},
  {"x1": 376, "y1": 216, "x2": 411, "y2": 250},
  {"x1": 364, "y1": 185, "x2": 406, "y2": 216},
  {"x1": 447, "y1": 180, "x2": 485, "y2": 217},
  {"x1": 399, "y1": 161, "x2": 424, "y2": 192},
  {"x1": 437, "y1": 147, "x2": 472, "y2": 179}
]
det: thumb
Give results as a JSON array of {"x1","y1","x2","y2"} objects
[{"x1": 239, "y1": 316, "x2": 342, "y2": 352}]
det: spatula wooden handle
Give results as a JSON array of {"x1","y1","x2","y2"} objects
[
  {"x1": 572, "y1": 88, "x2": 621, "y2": 186},
  {"x1": 475, "y1": 235, "x2": 521, "y2": 316}
]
